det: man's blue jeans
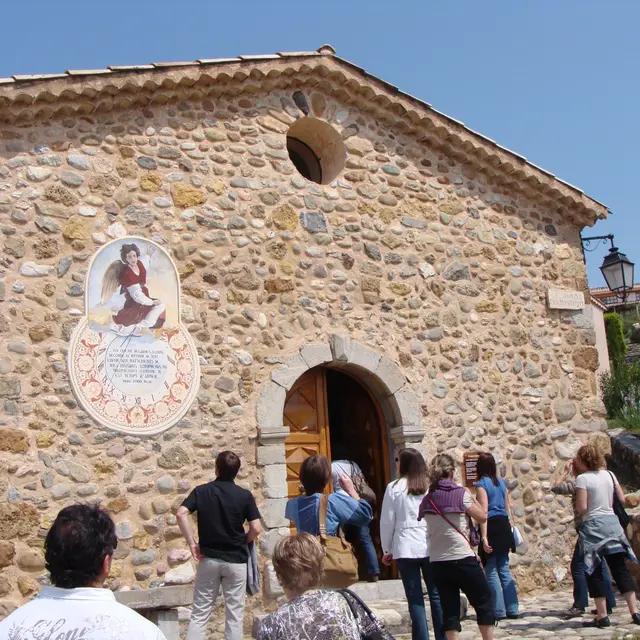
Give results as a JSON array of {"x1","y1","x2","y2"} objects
[
  {"x1": 346, "y1": 524, "x2": 380, "y2": 576},
  {"x1": 484, "y1": 553, "x2": 519, "y2": 618},
  {"x1": 358, "y1": 524, "x2": 380, "y2": 576},
  {"x1": 571, "y1": 539, "x2": 616, "y2": 610},
  {"x1": 397, "y1": 557, "x2": 445, "y2": 640}
]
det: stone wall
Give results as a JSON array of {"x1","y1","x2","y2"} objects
[
  {"x1": 611, "y1": 430, "x2": 640, "y2": 487},
  {"x1": 628, "y1": 510, "x2": 640, "y2": 586},
  {"x1": 0, "y1": 84, "x2": 606, "y2": 626}
]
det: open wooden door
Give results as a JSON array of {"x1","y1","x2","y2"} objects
[
  {"x1": 326, "y1": 368, "x2": 391, "y2": 579},
  {"x1": 284, "y1": 368, "x2": 332, "y2": 500}
]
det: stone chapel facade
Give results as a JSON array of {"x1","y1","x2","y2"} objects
[{"x1": 0, "y1": 46, "x2": 609, "y2": 621}]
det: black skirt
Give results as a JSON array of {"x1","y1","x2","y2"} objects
[{"x1": 479, "y1": 515, "x2": 515, "y2": 561}]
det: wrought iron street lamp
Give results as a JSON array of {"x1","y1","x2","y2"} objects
[{"x1": 580, "y1": 233, "x2": 635, "y2": 302}]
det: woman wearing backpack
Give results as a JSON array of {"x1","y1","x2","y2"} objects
[
  {"x1": 475, "y1": 452, "x2": 519, "y2": 620},
  {"x1": 380, "y1": 447, "x2": 444, "y2": 640},
  {"x1": 574, "y1": 442, "x2": 639, "y2": 629}
]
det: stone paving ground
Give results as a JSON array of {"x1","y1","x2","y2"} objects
[{"x1": 388, "y1": 591, "x2": 640, "y2": 640}]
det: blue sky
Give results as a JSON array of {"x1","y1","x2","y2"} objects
[{"x1": 1, "y1": 0, "x2": 638, "y2": 286}]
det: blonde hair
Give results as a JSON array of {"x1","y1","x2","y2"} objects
[
  {"x1": 429, "y1": 453, "x2": 456, "y2": 489},
  {"x1": 576, "y1": 442, "x2": 605, "y2": 471},
  {"x1": 272, "y1": 533, "x2": 324, "y2": 595}
]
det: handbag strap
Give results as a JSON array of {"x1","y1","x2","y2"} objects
[
  {"x1": 318, "y1": 494, "x2": 348, "y2": 544},
  {"x1": 607, "y1": 470, "x2": 617, "y2": 508},
  {"x1": 427, "y1": 495, "x2": 474, "y2": 550},
  {"x1": 338, "y1": 589, "x2": 384, "y2": 633},
  {"x1": 318, "y1": 494, "x2": 329, "y2": 542}
]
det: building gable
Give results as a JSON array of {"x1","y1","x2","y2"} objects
[{"x1": 0, "y1": 46, "x2": 608, "y2": 227}]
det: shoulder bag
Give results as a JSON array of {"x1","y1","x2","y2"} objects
[
  {"x1": 339, "y1": 588, "x2": 396, "y2": 640},
  {"x1": 501, "y1": 480, "x2": 525, "y2": 549},
  {"x1": 427, "y1": 495, "x2": 483, "y2": 566},
  {"x1": 608, "y1": 471, "x2": 630, "y2": 530},
  {"x1": 511, "y1": 524, "x2": 525, "y2": 548},
  {"x1": 350, "y1": 462, "x2": 377, "y2": 506},
  {"x1": 317, "y1": 494, "x2": 359, "y2": 588}
]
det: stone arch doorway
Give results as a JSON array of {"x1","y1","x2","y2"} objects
[
  {"x1": 283, "y1": 365, "x2": 389, "y2": 504},
  {"x1": 255, "y1": 334, "x2": 426, "y2": 588},
  {"x1": 283, "y1": 364, "x2": 391, "y2": 579}
]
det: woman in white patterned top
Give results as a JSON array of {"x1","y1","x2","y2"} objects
[{"x1": 257, "y1": 533, "x2": 360, "y2": 640}]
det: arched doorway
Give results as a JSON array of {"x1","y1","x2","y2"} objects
[{"x1": 283, "y1": 365, "x2": 391, "y2": 579}]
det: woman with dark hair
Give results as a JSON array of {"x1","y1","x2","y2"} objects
[
  {"x1": 285, "y1": 454, "x2": 373, "y2": 542},
  {"x1": 574, "y1": 442, "x2": 639, "y2": 628},
  {"x1": 475, "y1": 452, "x2": 519, "y2": 620},
  {"x1": 380, "y1": 448, "x2": 444, "y2": 640},
  {"x1": 0, "y1": 504, "x2": 165, "y2": 639},
  {"x1": 101, "y1": 242, "x2": 166, "y2": 336},
  {"x1": 418, "y1": 454, "x2": 494, "y2": 640}
]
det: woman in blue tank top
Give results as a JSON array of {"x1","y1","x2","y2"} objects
[{"x1": 475, "y1": 453, "x2": 519, "y2": 620}]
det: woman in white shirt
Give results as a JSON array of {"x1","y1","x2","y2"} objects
[
  {"x1": 380, "y1": 448, "x2": 444, "y2": 640},
  {"x1": 574, "y1": 442, "x2": 639, "y2": 629}
]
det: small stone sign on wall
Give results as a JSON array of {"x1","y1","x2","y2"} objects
[
  {"x1": 68, "y1": 237, "x2": 200, "y2": 435},
  {"x1": 547, "y1": 288, "x2": 585, "y2": 310}
]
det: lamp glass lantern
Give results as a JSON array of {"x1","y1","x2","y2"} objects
[{"x1": 600, "y1": 246, "x2": 635, "y2": 298}]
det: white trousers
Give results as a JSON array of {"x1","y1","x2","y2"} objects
[
  {"x1": 186, "y1": 558, "x2": 247, "y2": 640},
  {"x1": 138, "y1": 302, "x2": 165, "y2": 328}
]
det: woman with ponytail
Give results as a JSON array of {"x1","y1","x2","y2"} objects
[
  {"x1": 418, "y1": 454, "x2": 495, "y2": 640},
  {"x1": 475, "y1": 452, "x2": 519, "y2": 620}
]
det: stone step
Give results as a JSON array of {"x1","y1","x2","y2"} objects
[
  {"x1": 367, "y1": 599, "x2": 412, "y2": 633},
  {"x1": 348, "y1": 579, "x2": 408, "y2": 601}
]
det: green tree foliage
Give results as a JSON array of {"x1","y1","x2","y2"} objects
[
  {"x1": 604, "y1": 312, "x2": 627, "y2": 370},
  {"x1": 600, "y1": 363, "x2": 640, "y2": 417}
]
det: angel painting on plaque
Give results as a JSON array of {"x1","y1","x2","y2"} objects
[{"x1": 101, "y1": 242, "x2": 167, "y2": 336}]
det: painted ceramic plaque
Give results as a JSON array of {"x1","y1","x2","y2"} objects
[{"x1": 68, "y1": 236, "x2": 200, "y2": 435}]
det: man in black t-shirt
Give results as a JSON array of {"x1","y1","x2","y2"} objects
[{"x1": 177, "y1": 451, "x2": 261, "y2": 640}]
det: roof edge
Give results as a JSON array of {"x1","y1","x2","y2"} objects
[{"x1": 0, "y1": 47, "x2": 608, "y2": 224}]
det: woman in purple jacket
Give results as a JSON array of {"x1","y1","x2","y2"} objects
[{"x1": 418, "y1": 454, "x2": 495, "y2": 640}]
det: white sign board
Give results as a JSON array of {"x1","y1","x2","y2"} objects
[{"x1": 547, "y1": 289, "x2": 585, "y2": 310}]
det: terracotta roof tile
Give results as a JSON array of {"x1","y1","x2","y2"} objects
[
  {"x1": 107, "y1": 65, "x2": 155, "y2": 71},
  {"x1": 238, "y1": 54, "x2": 281, "y2": 61},
  {"x1": 65, "y1": 69, "x2": 112, "y2": 76},
  {"x1": 196, "y1": 58, "x2": 241, "y2": 65},
  {"x1": 150, "y1": 62, "x2": 198, "y2": 68},
  {"x1": 13, "y1": 73, "x2": 67, "y2": 81},
  {"x1": 275, "y1": 51, "x2": 321, "y2": 57}
]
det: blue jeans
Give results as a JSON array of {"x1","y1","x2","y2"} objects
[
  {"x1": 397, "y1": 557, "x2": 445, "y2": 640},
  {"x1": 571, "y1": 539, "x2": 616, "y2": 610},
  {"x1": 484, "y1": 553, "x2": 519, "y2": 618},
  {"x1": 346, "y1": 524, "x2": 380, "y2": 576}
]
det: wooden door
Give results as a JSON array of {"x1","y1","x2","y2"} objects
[
  {"x1": 326, "y1": 369, "x2": 391, "y2": 578},
  {"x1": 284, "y1": 368, "x2": 332, "y2": 499}
]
